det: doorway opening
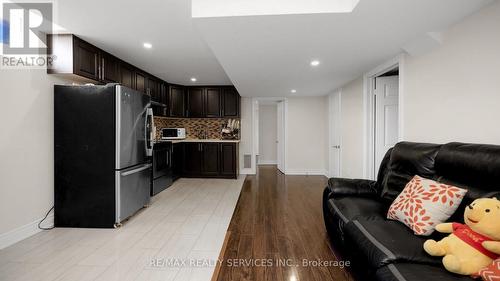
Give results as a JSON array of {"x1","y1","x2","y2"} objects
[
  {"x1": 374, "y1": 68, "x2": 399, "y2": 176},
  {"x1": 364, "y1": 56, "x2": 403, "y2": 179},
  {"x1": 258, "y1": 101, "x2": 278, "y2": 166},
  {"x1": 254, "y1": 98, "x2": 287, "y2": 174}
]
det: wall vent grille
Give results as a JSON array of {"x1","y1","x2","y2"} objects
[{"x1": 244, "y1": 154, "x2": 252, "y2": 169}]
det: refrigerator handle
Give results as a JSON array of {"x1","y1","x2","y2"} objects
[
  {"x1": 145, "y1": 108, "x2": 154, "y2": 156},
  {"x1": 121, "y1": 163, "x2": 152, "y2": 176}
]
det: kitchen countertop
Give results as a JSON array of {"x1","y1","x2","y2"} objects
[{"x1": 155, "y1": 139, "x2": 240, "y2": 144}]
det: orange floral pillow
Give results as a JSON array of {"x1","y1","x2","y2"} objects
[{"x1": 387, "y1": 175, "x2": 467, "y2": 236}]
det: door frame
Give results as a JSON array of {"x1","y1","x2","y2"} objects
[
  {"x1": 252, "y1": 97, "x2": 288, "y2": 174},
  {"x1": 276, "y1": 100, "x2": 286, "y2": 173},
  {"x1": 328, "y1": 90, "x2": 342, "y2": 178},
  {"x1": 363, "y1": 54, "x2": 405, "y2": 180}
]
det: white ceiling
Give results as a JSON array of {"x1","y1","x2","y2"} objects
[
  {"x1": 53, "y1": 0, "x2": 493, "y2": 95},
  {"x1": 53, "y1": 0, "x2": 232, "y2": 85},
  {"x1": 193, "y1": 0, "x2": 494, "y2": 96}
]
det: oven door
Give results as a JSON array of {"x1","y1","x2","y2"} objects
[{"x1": 153, "y1": 142, "x2": 171, "y2": 179}]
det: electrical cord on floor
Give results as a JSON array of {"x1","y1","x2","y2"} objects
[{"x1": 38, "y1": 206, "x2": 55, "y2": 230}]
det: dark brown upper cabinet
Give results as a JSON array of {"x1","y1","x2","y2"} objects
[
  {"x1": 135, "y1": 72, "x2": 146, "y2": 94},
  {"x1": 205, "y1": 88, "x2": 222, "y2": 117},
  {"x1": 187, "y1": 87, "x2": 205, "y2": 117},
  {"x1": 47, "y1": 35, "x2": 119, "y2": 83},
  {"x1": 119, "y1": 63, "x2": 135, "y2": 89},
  {"x1": 100, "y1": 52, "x2": 120, "y2": 83},
  {"x1": 183, "y1": 86, "x2": 240, "y2": 118},
  {"x1": 222, "y1": 87, "x2": 240, "y2": 117},
  {"x1": 159, "y1": 82, "x2": 169, "y2": 117},
  {"x1": 48, "y1": 35, "x2": 98, "y2": 82},
  {"x1": 146, "y1": 77, "x2": 159, "y2": 99},
  {"x1": 169, "y1": 85, "x2": 186, "y2": 117},
  {"x1": 148, "y1": 78, "x2": 166, "y2": 116},
  {"x1": 73, "y1": 37, "x2": 100, "y2": 81},
  {"x1": 48, "y1": 34, "x2": 241, "y2": 119}
]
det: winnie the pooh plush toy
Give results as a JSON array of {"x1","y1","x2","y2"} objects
[{"x1": 423, "y1": 197, "x2": 500, "y2": 275}]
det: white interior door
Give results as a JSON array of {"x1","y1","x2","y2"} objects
[
  {"x1": 374, "y1": 76, "x2": 399, "y2": 176},
  {"x1": 329, "y1": 91, "x2": 342, "y2": 178},
  {"x1": 276, "y1": 101, "x2": 285, "y2": 173}
]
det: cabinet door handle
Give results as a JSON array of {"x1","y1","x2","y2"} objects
[
  {"x1": 94, "y1": 54, "x2": 99, "y2": 79},
  {"x1": 101, "y1": 57, "x2": 105, "y2": 80}
]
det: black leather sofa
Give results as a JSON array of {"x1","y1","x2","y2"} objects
[{"x1": 323, "y1": 142, "x2": 500, "y2": 281}]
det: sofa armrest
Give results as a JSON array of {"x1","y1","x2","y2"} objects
[{"x1": 325, "y1": 178, "x2": 377, "y2": 199}]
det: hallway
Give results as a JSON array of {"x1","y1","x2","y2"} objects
[{"x1": 216, "y1": 166, "x2": 353, "y2": 281}]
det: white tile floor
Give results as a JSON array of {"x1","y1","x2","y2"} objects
[{"x1": 0, "y1": 177, "x2": 245, "y2": 281}]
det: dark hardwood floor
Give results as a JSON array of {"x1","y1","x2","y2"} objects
[{"x1": 216, "y1": 165, "x2": 354, "y2": 281}]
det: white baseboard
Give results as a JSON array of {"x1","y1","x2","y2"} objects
[
  {"x1": 258, "y1": 160, "x2": 277, "y2": 165},
  {"x1": 0, "y1": 214, "x2": 54, "y2": 250},
  {"x1": 285, "y1": 169, "x2": 329, "y2": 177},
  {"x1": 239, "y1": 168, "x2": 254, "y2": 175}
]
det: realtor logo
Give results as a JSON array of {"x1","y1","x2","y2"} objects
[{"x1": 2, "y1": 2, "x2": 52, "y2": 54}]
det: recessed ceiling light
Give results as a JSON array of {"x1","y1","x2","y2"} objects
[
  {"x1": 143, "y1": 42, "x2": 152, "y2": 49},
  {"x1": 291, "y1": 89, "x2": 297, "y2": 93},
  {"x1": 190, "y1": 77, "x2": 197, "y2": 82},
  {"x1": 310, "y1": 60, "x2": 320, "y2": 67}
]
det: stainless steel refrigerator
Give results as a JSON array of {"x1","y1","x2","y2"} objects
[{"x1": 54, "y1": 84, "x2": 153, "y2": 228}]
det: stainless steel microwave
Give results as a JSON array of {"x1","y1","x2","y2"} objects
[{"x1": 161, "y1": 128, "x2": 186, "y2": 140}]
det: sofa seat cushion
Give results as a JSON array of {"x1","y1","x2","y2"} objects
[
  {"x1": 375, "y1": 263, "x2": 473, "y2": 281},
  {"x1": 344, "y1": 218, "x2": 442, "y2": 269},
  {"x1": 327, "y1": 197, "x2": 386, "y2": 224}
]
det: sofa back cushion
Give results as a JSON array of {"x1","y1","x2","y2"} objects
[
  {"x1": 375, "y1": 148, "x2": 393, "y2": 196},
  {"x1": 379, "y1": 142, "x2": 441, "y2": 204},
  {"x1": 435, "y1": 142, "x2": 500, "y2": 221}
]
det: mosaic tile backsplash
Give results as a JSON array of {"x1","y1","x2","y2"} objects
[{"x1": 154, "y1": 117, "x2": 240, "y2": 140}]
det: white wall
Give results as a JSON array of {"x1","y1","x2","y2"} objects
[
  {"x1": 402, "y1": 1, "x2": 500, "y2": 144},
  {"x1": 258, "y1": 104, "x2": 277, "y2": 164},
  {"x1": 0, "y1": 69, "x2": 71, "y2": 247},
  {"x1": 331, "y1": 1, "x2": 500, "y2": 179},
  {"x1": 286, "y1": 96, "x2": 328, "y2": 175},
  {"x1": 239, "y1": 97, "x2": 254, "y2": 174}
]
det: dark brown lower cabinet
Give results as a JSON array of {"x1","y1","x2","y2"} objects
[
  {"x1": 201, "y1": 143, "x2": 220, "y2": 176},
  {"x1": 183, "y1": 143, "x2": 202, "y2": 176},
  {"x1": 172, "y1": 143, "x2": 184, "y2": 181},
  {"x1": 220, "y1": 143, "x2": 237, "y2": 177},
  {"x1": 181, "y1": 142, "x2": 237, "y2": 179}
]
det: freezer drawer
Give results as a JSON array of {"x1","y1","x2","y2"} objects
[{"x1": 115, "y1": 163, "x2": 151, "y2": 223}]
